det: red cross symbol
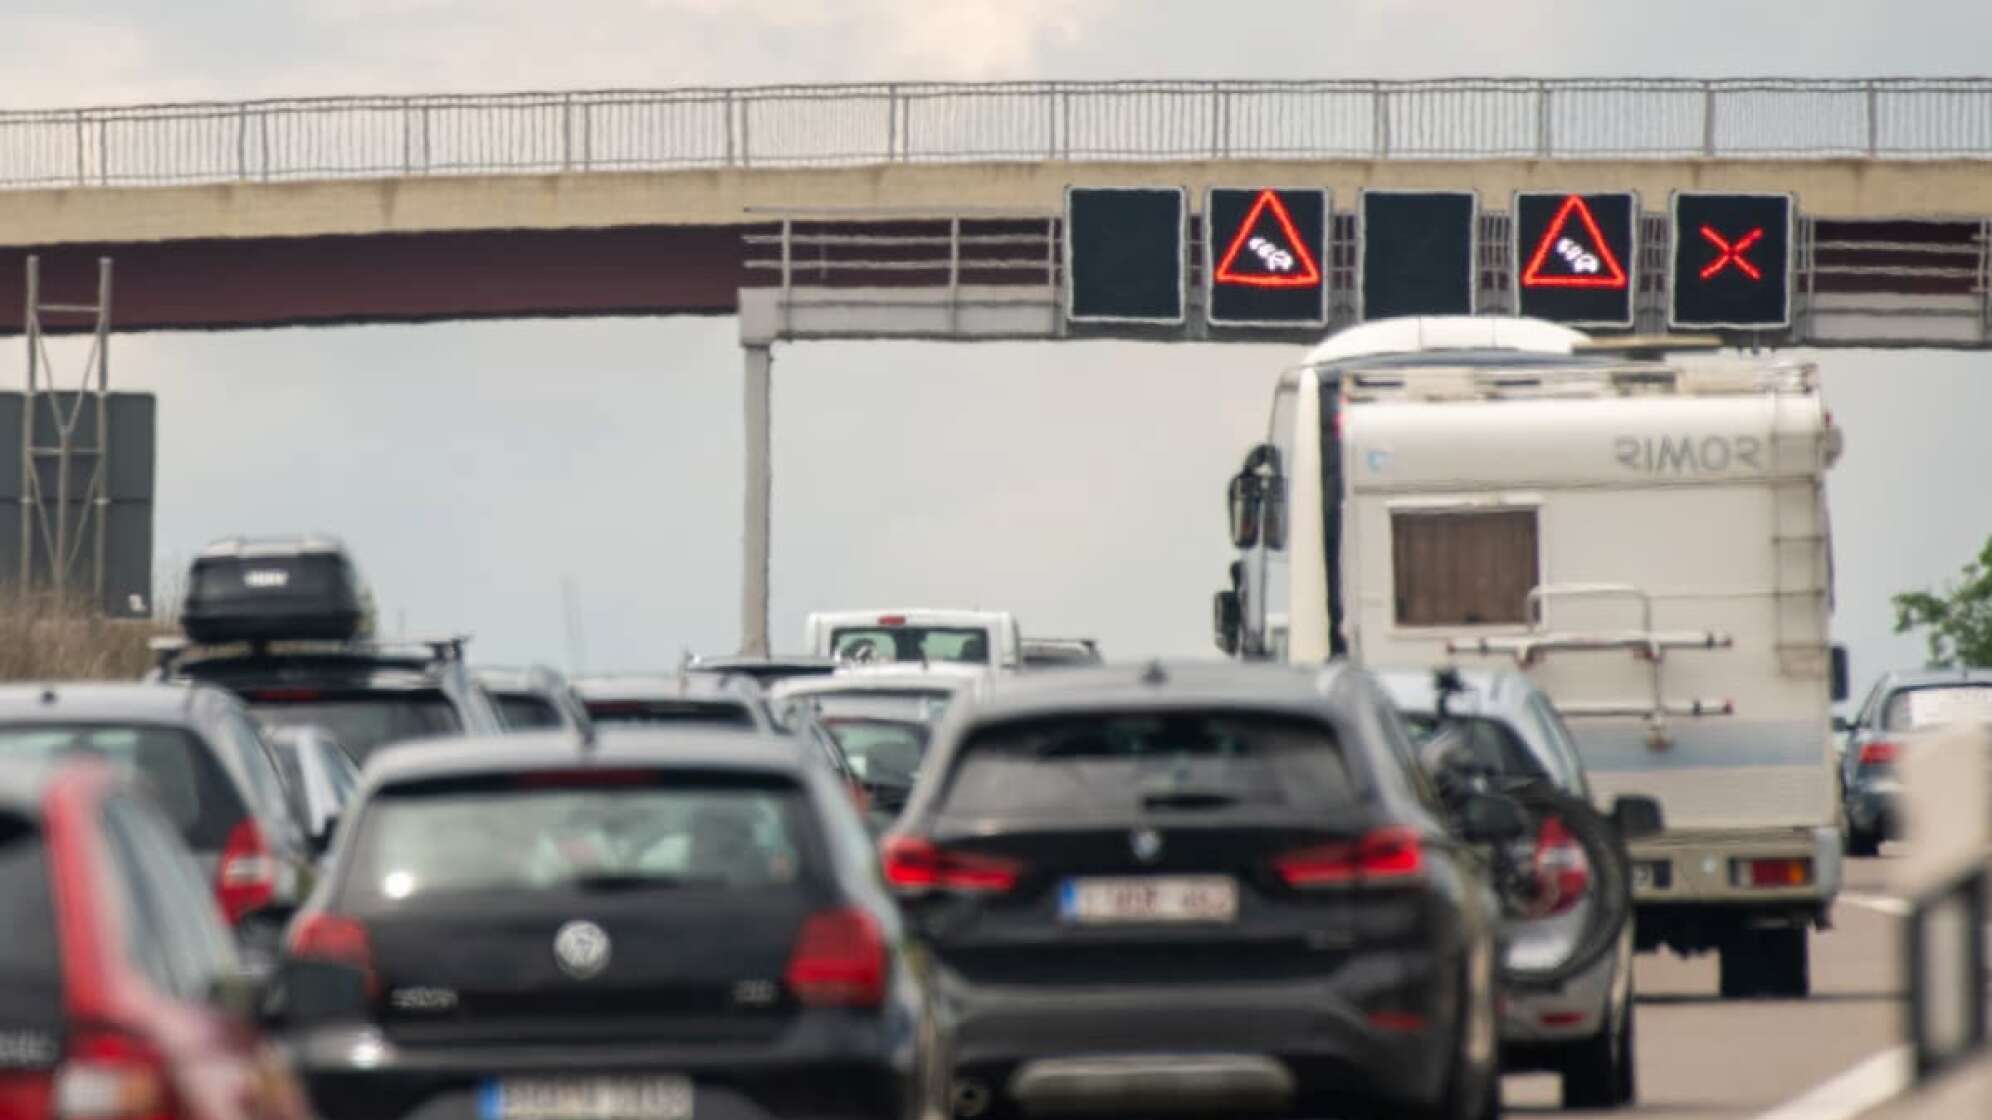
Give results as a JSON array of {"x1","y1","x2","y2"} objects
[{"x1": 1699, "y1": 225, "x2": 1765, "y2": 281}]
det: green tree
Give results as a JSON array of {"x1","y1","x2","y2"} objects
[{"x1": 1893, "y1": 534, "x2": 1992, "y2": 668}]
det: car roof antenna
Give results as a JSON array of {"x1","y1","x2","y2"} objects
[{"x1": 1433, "y1": 665, "x2": 1467, "y2": 719}]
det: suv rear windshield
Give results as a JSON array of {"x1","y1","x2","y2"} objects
[
  {"x1": 1883, "y1": 684, "x2": 1992, "y2": 731},
  {"x1": 247, "y1": 691, "x2": 463, "y2": 762},
  {"x1": 0, "y1": 814, "x2": 63, "y2": 1043},
  {"x1": 0, "y1": 724, "x2": 246, "y2": 849},
  {"x1": 940, "y1": 712, "x2": 1358, "y2": 820},
  {"x1": 831, "y1": 627, "x2": 989, "y2": 665},
  {"x1": 584, "y1": 700, "x2": 755, "y2": 731},
  {"x1": 342, "y1": 776, "x2": 812, "y2": 905}
]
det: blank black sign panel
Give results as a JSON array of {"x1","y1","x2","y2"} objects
[
  {"x1": 1669, "y1": 192, "x2": 1794, "y2": 329},
  {"x1": 1065, "y1": 187, "x2": 1186, "y2": 324},
  {"x1": 1360, "y1": 191, "x2": 1477, "y2": 320},
  {"x1": 1513, "y1": 192, "x2": 1638, "y2": 327},
  {"x1": 1205, "y1": 187, "x2": 1330, "y2": 326}
]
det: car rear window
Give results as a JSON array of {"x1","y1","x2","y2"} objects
[
  {"x1": 341, "y1": 774, "x2": 813, "y2": 906},
  {"x1": 247, "y1": 691, "x2": 464, "y2": 762},
  {"x1": 495, "y1": 694, "x2": 564, "y2": 731},
  {"x1": 0, "y1": 814, "x2": 63, "y2": 1044},
  {"x1": 1400, "y1": 714, "x2": 1550, "y2": 784},
  {"x1": 0, "y1": 725, "x2": 246, "y2": 849},
  {"x1": 821, "y1": 718, "x2": 929, "y2": 789},
  {"x1": 830, "y1": 626, "x2": 989, "y2": 665},
  {"x1": 1883, "y1": 684, "x2": 1992, "y2": 731},
  {"x1": 584, "y1": 700, "x2": 755, "y2": 730},
  {"x1": 939, "y1": 712, "x2": 1358, "y2": 820}
]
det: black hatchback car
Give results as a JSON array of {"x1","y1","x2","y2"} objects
[
  {"x1": 276, "y1": 728, "x2": 942, "y2": 1120},
  {"x1": 885, "y1": 662, "x2": 1514, "y2": 1120}
]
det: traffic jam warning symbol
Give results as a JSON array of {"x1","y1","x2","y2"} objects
[
  {"x1": 1205, "y1": 187, "x2": 1329, "y2": 326},
  {"x1": 1669, "y1": 192, "x2": 1794, "y2": 330},
  {"x1": 1512, "y1": 191, "x2": 1637, "y2": 326}
]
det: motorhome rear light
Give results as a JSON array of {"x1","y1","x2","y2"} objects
[
  {"x1": 53, "y1": 1027, "x2": 175, "y2": 1120},
  {"x1": 1276, "y1": 826, "x2": 1425, "y2": 889},
  {"x1": 876, "y1": 615, "x2": 907, "y2": 626},
  {"x1": 879, "y1": 836, "x2": 1021, "y2": 894},
  {"x1": 1731, "y1": 857, "x2": 1812, "y2": 889},
  {"x1": 216, "y1": 819, "x2": 276, "y2": 924},
  {"x1": 1857, "y1": 742, "x2": 1898, "y2": 767},
  {"x1": 786, "y1": 907, "x2": 886, "y2": 1008}
]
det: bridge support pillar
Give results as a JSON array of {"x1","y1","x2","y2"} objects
[{"x1": 739, "y1": 342, "x2": 772, "y2": 655}]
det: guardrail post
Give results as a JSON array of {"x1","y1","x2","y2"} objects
[
  {"x1": 561, "y1": 93, "x2": 574, "y2": 172},
  {"x1": 1374, "y1": 83, "x2": 1391, "y2": 158},
  {"x1": 73, "y1": 110, "x2": 85, "y2": 186},
  {"x1": 96, "y1": 118, "x2": 107, "y2": 185},
  {"x1": 886, "y1": 83, "x2": 899, "y2": 161},
  {"x1": 1210, "y1": 86, "x2": 1224, "y2": 159},
  {"x1": 1701, "y1": 82, "x2": 1717, "y2": 157},
  {"x1": 236, "y1": 105, "x2": 248, "y2": 181},
  {"x1": 1536, "y1": 81, "x2": 1553, "y2": 157},
  {"x1": 1866, "y1": 80, "x2": 1880, "y2": 157},
  {"x1": 740, "y1": 93, "x2": 752, "y2": 169}
]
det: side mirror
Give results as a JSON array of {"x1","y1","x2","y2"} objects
[
  {"x1": 309, "y1": 814, "x2": 340, "y2": 857},
  {"x1": 1227, "y1": 473, "x2": 1263, "y2": 550},
  {"x1": 1611, "y1": 795, "x2": 1666, "y2": 841},
  {"x1": 1830, "y1": 644, "x2": 1850, "y2": 704},
  {"x1": 1831, "y1": 715, "x2": 1852, "y2": 735},
  {"x1": 1460, "y1": 792, "x2": 1529, "y2": 843},
  {"x1": 1212, "y1": 590, "x2": 1242, "y2": 656}
]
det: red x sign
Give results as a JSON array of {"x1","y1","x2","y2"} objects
[{"x1": 1699, "y1": 225, "x2": 1765, "y2": 281}]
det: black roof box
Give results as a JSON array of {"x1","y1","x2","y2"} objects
[{"x1": 180, "y1": 535, "x2": 372, "y2": 645}]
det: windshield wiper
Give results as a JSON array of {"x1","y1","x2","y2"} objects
[
  {"x1": 1139, "y1": 786, "x2": 1242, "y2": 810},
  {"x1": 567, "y1": 872, "x2": 687, "y2": 892}
]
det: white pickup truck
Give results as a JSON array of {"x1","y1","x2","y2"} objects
[
  {"x1": 804, "y1": 609, "x2": 1022, "y2": 672},
  {"x1": 1216, "y1": 316, "x2": 1849, "y2": 998}
]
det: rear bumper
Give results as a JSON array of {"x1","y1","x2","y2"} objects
[
  {"x1": 933, "y1": 959, "x2": 1462, "y2": 1115},
  {"x1": 1498, "y1": 935, "x2": 1623, "y2": 1046},
  {"x1": 286, "y1": 1017, "x2": 918, "y2": 1120}
]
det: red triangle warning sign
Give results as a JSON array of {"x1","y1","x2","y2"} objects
[
  {"x1": 1214, "y1": 190, "x2": 1322, "y2": 289},
  {"x1": 1522, "y1": 195, "x2": 1628, "y2": 289}
]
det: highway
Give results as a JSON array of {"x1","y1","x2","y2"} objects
[{"x1": 1506, "y1": 853, "x2": 1911, "y2": 1120}]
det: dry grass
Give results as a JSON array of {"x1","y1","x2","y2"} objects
[{"x1": 0, "y1": 593, "x2": 169, "y2": 681}]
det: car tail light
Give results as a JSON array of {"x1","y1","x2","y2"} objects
[
  {"x1": 52, "y1": 1027, "x2": 175, "y2": 1120},
  {"x1": 1526, "y1": 816, "x2": 1592, "y2": 918},
  {"x1": 1732, "y1": 857, "x2": 1813, "y2": 889},
  {"x1": 1275, "y1": 826, "x2": 1425, "y2": 889},
  {"x1": 1365, "y1": 1010, "x2": 1426, "y2": 1032},
  {"x1": 216, "y1": 819, "x2": 276, "y2": 925},
  {"x1": 785, "y1": 907, "x2": 885, "y2": 1008},
  {"x1": 1858, "y1": 741, "x2": 1898, "y2": 767},
  {"x1": 879, "y1": 836, "x2": 1021, "y2": 895},
  {"x1": 286, "y1": 912, "x2": 380, "y2": 999}
]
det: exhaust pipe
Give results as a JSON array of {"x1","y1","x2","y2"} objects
[{"x1": 952, "y1": 1079, "x2": 992, "y2": 1118}]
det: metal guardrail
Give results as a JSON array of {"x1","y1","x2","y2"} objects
[{"x1": 11, "y1": 78, "x2": 1992, "y2": 189}]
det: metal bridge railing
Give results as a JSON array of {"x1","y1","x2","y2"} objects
[{"x1": 11, "y1": 78, "x2": 1992, "y2": 190}]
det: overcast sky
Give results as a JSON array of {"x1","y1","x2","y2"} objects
[{"x1": 5, "y1": 1, "x2": 1989, "y2": 693}]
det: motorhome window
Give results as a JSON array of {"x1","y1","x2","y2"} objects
[
  {"x1": 1391, "y1": 509, "x2": 1538, "y2": 627},
  {"x1": 1882, "y1": 684, "x2": 1992, "y2": 731}
]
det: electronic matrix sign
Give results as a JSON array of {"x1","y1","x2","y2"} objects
[
  {"x1": 1204, "y1": 187, "x2": 1330, "y2": 327},
  {"x1": 1669, "y1": 192, "x2": 1795, "y2": 329},
  {"x1": 1064, "y1": 186, "x2": 1187, "y2": 324},
  {"x1": 1360, "y1": 191, "x2": 1478, "y2": 320},
  {"x1": 1512, "y1": 191, "x2": 1638, "y2": 327}
]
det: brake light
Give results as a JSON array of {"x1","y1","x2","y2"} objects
[
  {"x1": 53, "y1": 1027, "x2": 174, "y2": 1120},
  {"x1": 216, "y1": 819, "x2": 276, "y2": 925},
  {"x1": 1732, "y1": 857, "x2": 1813, "y2": 889},
  {"x1": 513, "y1": 769, "x2": 657, "y2": 788},
  {"x1": 876, "y1": 615, "x2": 906, "y2": 626},
  {"x1": 1527, "y1": 817, "x2": 1592, "y2": 918},
  {"x1": 286, "y1": 912, "x2": 380, "y2": 999},
  {"x1": 1275, "y1": 826, "x2": 1425, "y2": 889},
  {"x1": 878, "y1": 836, "x2": 1021, "y2": 894},
  {"x1": 247, "y1": 688, "x2": 323, "y2": 702},
  {"x1": 785, "y1": 907, "x2": 885, "y2": 1008},
  {"x1": 1858, "y1": 741, "x2": 1898, "y2": 767}
]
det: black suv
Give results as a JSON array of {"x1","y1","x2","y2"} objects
[{"x1": 158, "y1": 535, "x2": 503, "y2": 764}]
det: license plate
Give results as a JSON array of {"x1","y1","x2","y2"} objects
[
  {"x1": 480, "y1": 1076, "x2": 693, "y2": 1120},
  {"x1": 1059, "y1": 875, "x2": 1239, "y2": 924}
]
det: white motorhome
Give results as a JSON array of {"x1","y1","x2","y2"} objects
[
  {"x1": 804, "y1": 609, "x2": 1023, "y2": 672},
  {"x1": 1216, "y1": 317, "x2": 1848, "y2": 998}
]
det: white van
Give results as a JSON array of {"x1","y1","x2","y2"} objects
[
  {"x1": 805, "y1": 609, "x2": 1022, "y2": 672},
  {"x1": 1216, "y1": 316, "x2": 1848, "y2": 998}
]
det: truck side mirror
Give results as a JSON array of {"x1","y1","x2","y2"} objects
[
  {"x1": 1227, "y1": 473, "x2": 1262, "y2": 550},
  {"x1": 1611, "y1": 795, "x2": 1665, "y2": 841},
  {"x1": 1830, "y1": 644, "x2": 1850, "y2": 704},
  {"x1": 1212, "y1": 590, "x2": 1242, "y2": 656}
]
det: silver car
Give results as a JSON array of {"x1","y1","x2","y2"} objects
[{"x1": 1375, "y1": 666, "x2": 1639, "y2": 1111}]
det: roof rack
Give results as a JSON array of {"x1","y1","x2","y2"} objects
[{"x1": 151, "y1": 632, "x2": 470, "y2": 676}]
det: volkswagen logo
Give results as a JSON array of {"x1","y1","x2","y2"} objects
[
  {"x1": 1130, "y1": 828, "x2": 1164, "y2": 864},
  {"x1": 553, "y1": 920, "x2": 611, "y2": 980}
]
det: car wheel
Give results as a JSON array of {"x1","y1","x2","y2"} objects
[
  {"x1": 1719, "y1": 927, "x2": 1810, "y2": 999},
  {"x1": 1560, "y1": 972, "x2": 1636, "y2": 1109},
  {"x1": 1846, "y1": 824, "x2": 1881, "y2": 858}
]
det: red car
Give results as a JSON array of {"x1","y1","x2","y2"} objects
[{"x1": 0, "y1": 758, "x2": 310, "y2": 1120}]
